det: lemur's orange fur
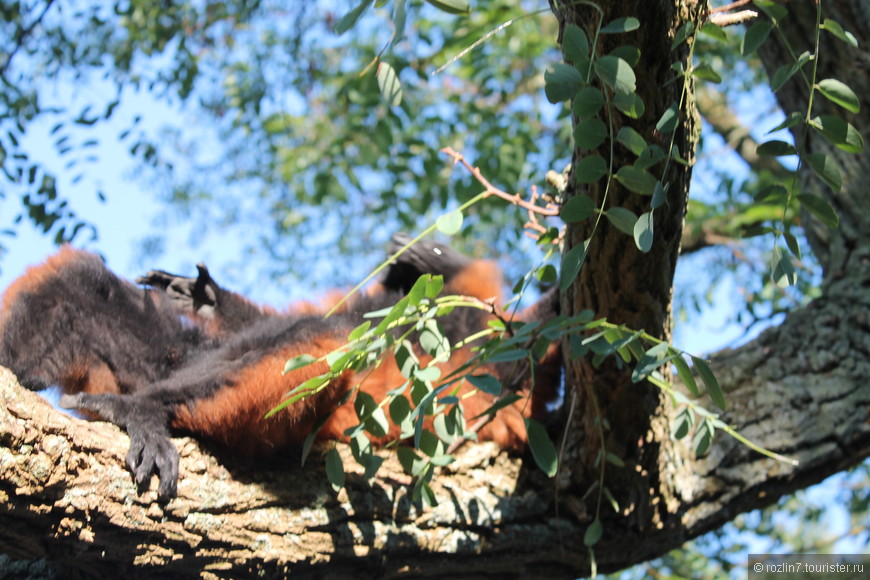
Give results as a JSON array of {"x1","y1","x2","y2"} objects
[{"x1": 0, "y1": 242, "x2": 561, "y2": 497}]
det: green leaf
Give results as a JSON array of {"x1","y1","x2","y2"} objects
[
  {"x1": 355, "y1": 391, "x2": 389, "y2": 437},
  {"x1": 673, "y1": 408, "x2": 694, "y2": 440},
  {"x1": 415, "y1": 365, "x2": 441, "y2": 383},
  {"x1": 797, "y1": 193, "x2": 839, "y2": 229},
  {"x1": 631, "y1": 340, "x2": 669, "y2": 381},
  {"x1": 693, "y1": 419, "x2": 714, "y2": 456},
  {"x1": 584, "y1": 519, "x2": 603, "y2": 547},
  {"x1": 605, "y1": 452, "x2": 625, "y2": 468},
  {"x1": 406, "y1": 275, "x2": 429, "y2": 307},
  {"x1": 545, "y1": 64, "x2": 584, "y2": 103},
  {"x1": 651, "y1": 181, "x2": 668, "y2": 209},
  {"x1": 815, "y1": 79, "x2": 860, "y2": 114},
  {"x1": 284, "y1": 353, "x2": 317, "y2": 374},
  {"x1": 671, "y1": 21, "x2": 693, "y2": 50},
  {"x1": 390, "y1": 0, "x2": 407, "y2": 47},
  {"x1": 615, "y1": 166, "x2": 657, "y2": 195},
  {"x1": 525, "y1": 418, "x2": 558, "y2": 477},
  {"x1": 487, "y1": 348, "x2": 528, "y2": 363},
  {"x1": 436, "y1": 209, "x2": 463, "y2": 234},
  {"x1": 783, "y1": 230, "x2": 801, "y2": 259},
  {"x1": 742, "y1": 20, "x2": 773, "y2": 55},
  {"x1": 573, "y1": 87, "x2": 605, "y2": 118},
  {"x1": 770, "y1": 63, "x2": 797, "y2": 92},
  {"x1": 616, "y1": 127, "x2": 647, "y2": 156},
  {"x1": 655, "y1": 103, "x2": 679, "y2": 134},
  {"x1": 397, "y1": 446, "x2": 427, "y2": 476},
  {"x1": 389, "y1": 395, "x2": 414, "y2": 436},
  {"x1": 418, "y1": 429, "x2": 444, "y2": 458},
  {"x1": 692, "y1": 356, "x2": 726, "y2": 410},
  {"x1": 562, "y1": 24, "x2": 589, "y2": 64},
  {"x1": 419, "y1": 320, "x2": 450, "y2": 358},
  {"x1": 335, "y1": 0, "x2": 374, "y2": 35},
  {"x1": 633, "y1": 211, "x2": 654, "y2": 253},
  {"x1": 561, "y1": 194, "x2": 596, "y2": 223},
  {"x1": 635, "y1": 145, "x2": 667, "y2": 170},
  {"x1": 673, "y1": 355, "x2": 699, "y2": 396},
  {"x1": 699, "y1": 22, "x2": 727, "y2": 41},
  {"x1": 754, "y1": 0, "x2": 788, "y2": 20},
  {"x1": 416, "y1": 480, "x2": 437, "y2": 507},
  {"x1": 326, "y1": 447, "x2": 345, "y2": 491},
  {"x1": 600, "y1": 17, "x2": 640, "y2": 34},
  {"x1": 467, "y1": 373, "x2": 502, "y2": 395},
  {"x1": 804, "y1": 152, "x2": 842, "y2": 192},
  {"x1": 575, "y1": 154, "x2": 608, "y2": 184},
  {"x1": 471, "y1": 394, "x2": 522, "y2": 420},
  {"x1": 376, "y1": 62, "x2": 402, "y2": 107},
  {"x1": 757, "y1": 140, "x2": 797, "y2": 157},
  {"x1": 424, "y1": 274, "x2": 444, "y2": 299},
  {"x1": 767, "y1": 111, "x2": 803, "y2": 133},
  {"x1": 434, "y1": 406, "x2": 463, "y2": 445},
  {"x1": 573, "y1": 117, "x2": 607, "y2": 149},
  {"x1": 348, "y1": 320, "x2": 371, "y2": 341},
  {"x1": 593, "y1": 55, "x2": 636, "y2": 95},
  {"x1": 608, "y1": 45, "x2": 641, "y2": 68},
  {"x1": 613, "y1": 92, "x2": 645, "y2": 119},
  {"x1": 820, "y1": 19, "x2": 858, "y2": 47},
  {"x1": 537, "y1": 264, "x2": 558, "y2": 284},
  {"x1": 422, "y1": 0, "x2": 470, "y2": 15},
  {"x1": 606, "y1": 207, "x2": 638, "y2": 235},
  {"x1": 560, "y1": 239, "x2": 590, "y2": 291},
  {"x1": 692, "y1": 62, "x2": 722, "y2": 83},
  {"x1": 754, "y1": 184, "x2": 788, "y2": 203},
  {"x1": 809, "y1": 115, "x2": 863, "y2": 153}
]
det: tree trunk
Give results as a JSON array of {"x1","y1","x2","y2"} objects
[{"x1": 2, "y1": 1, "x2": 869, "y2": 578}]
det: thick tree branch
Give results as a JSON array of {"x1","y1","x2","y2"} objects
[{"x1": 3, "y1": 279, "x2": 869, "y2": 577}]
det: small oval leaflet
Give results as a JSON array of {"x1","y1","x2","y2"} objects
[
  {"x1": 575, "y1": 154, "x2": 608, "y2": 184},
  {"x1": 809, "y1": 115, "x2": 863, "y2": 154},
  {"x1": 593, "y1": 55, "x2": 636, "y2": 95},
  {"x1": 376, "y1": 62, "x2": 402, "y2": 107},
  {"x1": 561, "y1": 194, "x2": 596, "y2": 223},
  {"x1": 742, "y1": 20, "x2": 772, "y2": 56},
  {"x1": 691, "y1": 356, "x2": 726, "y2": 410},
  {"x1": 757, "y1": 140, "x2": 797, "y2": 157},
  {"x1": 605, "y1": 207, "x2": 638, "y2": 235},
  {"x1": 573, "y1": 117, "x2": 607, "y2": 149},
  {"x1": 335, "y1": 0, "x2": 374, "y2": 35},
  {"x1": 436, "y1": 209, "x2": 463, "y2": 234},
  {"x1": 584, "y1": 519, "x2": 603, "y2": 547},
  {"x1": 573, "y1": 87, "x2": 605, "y2": 118},
  {"x1": 526, "y1": 418, "x2": 558, "y2": 477},
  {"x1": 633, "y1": 211, "x2": 654, "y2": 253},
  {"x1": 613, "y1": 91, "x2": 645, "y2": 119},
  {"x1": 615, "y1": 165, "x2": 657, "y2": 195},
  {"x1": 562, "y1": 24, "x2": 589, "y2": 63},
  {"x1": 422, "y1": 0, "x2": 470, "y2": 15},
  {"x1": 467, "y1": 373, "x2": 502, "y2": 395},
  {"x1": 816, "y1": 79, "x2": 861, "y2": 113},
  {"x1": 545, "y1": 63, "x2": 584, "y2": 103},
  {"x1": 326, "y1": 447, "x2": 345, "y2": 491},
  {"x1": 600, "y1": 17, "x2": 640, "y2": 34},
  {"x1": 796, "y1": 193, "x2": 839, "y2": 229},
  {"x1": 804, "y1": 152, "x2": 842, "y2": 192}
]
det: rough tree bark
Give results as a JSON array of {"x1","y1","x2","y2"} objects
[{"x1": 1, "y1": 1, "x2": 869, "y2": 578}]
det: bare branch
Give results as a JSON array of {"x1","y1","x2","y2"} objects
[{"x1": 440, "y1": 147, "x2": 561, "y2": 218}]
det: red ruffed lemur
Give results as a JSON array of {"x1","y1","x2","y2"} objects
[{"x1": 0, "y1": 234, "x2": 561, "y2": 499}]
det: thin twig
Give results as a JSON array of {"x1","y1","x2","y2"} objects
[{"x1": 440, "y1": 147, "x2": 561, "y2": 218}]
